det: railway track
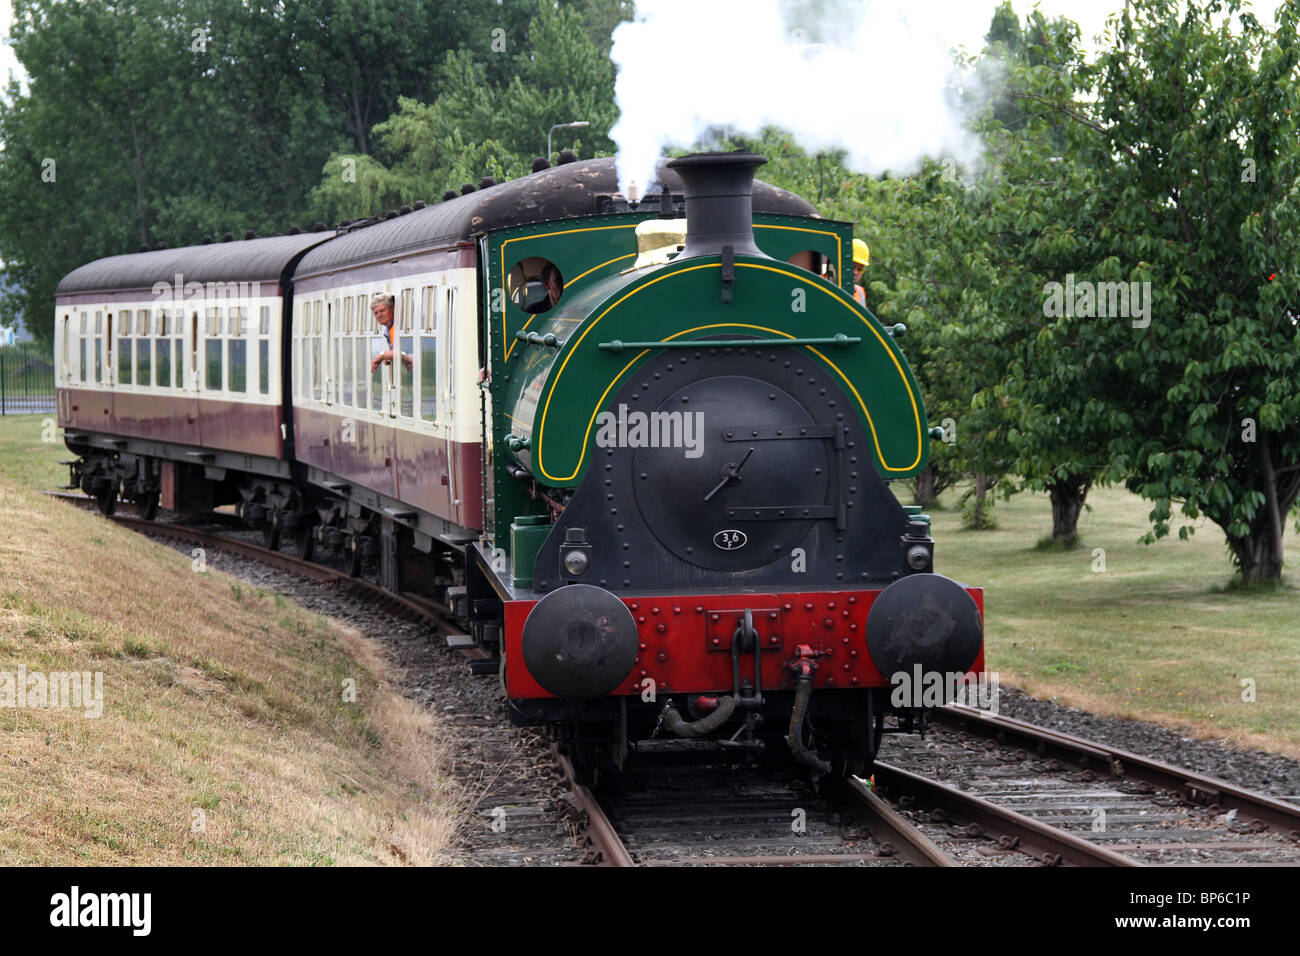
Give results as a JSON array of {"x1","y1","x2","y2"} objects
[
  {"x1": 49, "y1": 491, "x2": 1300, "y2": 868},
  {"x1": 565, "y1": 749, "x2": 956, "y2": 867},
  {"x1": 871, "y1": 705, "x2": 1300, "y2": 866}
]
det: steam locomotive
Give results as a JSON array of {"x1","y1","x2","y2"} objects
[{"x1": 54, "y1": 151, "x2": 983, "y2": 780}]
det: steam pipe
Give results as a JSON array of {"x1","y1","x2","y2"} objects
[
  {"x1": 660, "y1": 697, "x2": 737, "y2": 738},
  {"x1": 786, "y1": 670, "x2": 831, "y2": 775}
]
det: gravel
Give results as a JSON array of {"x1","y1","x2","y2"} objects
[{"x1": 994, "y1": 685, "x2": 1300, "y2": 804}]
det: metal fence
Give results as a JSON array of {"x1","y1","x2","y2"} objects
[{"x1": 0, "y1": 343, "x2": 55, "y2": 415}]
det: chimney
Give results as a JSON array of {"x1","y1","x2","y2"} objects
[{"x1": 665, "y1": 151, "x2": 769, "y2": 260}]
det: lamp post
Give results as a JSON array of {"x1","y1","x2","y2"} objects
[{"x1": 547, "y1": 121, "x2": 590, "y2": 162}]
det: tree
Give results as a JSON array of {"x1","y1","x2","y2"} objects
[
  {"x1": 1066, "y1": 0, "x2": 1300, "y2": 581},
  {"x1": 310, "y1": 0, "x2": 621, "y2": 222}
]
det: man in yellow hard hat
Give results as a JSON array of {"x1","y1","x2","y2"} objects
[{"x1": 852, "y1": 238, "x2": 870, "y2": 306}]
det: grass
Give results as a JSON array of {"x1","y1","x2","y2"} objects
[
  {"x1": 915, "y1": 483, "x2": 1300, "y2": 758},
  {"x1": 0, "y1": 474, "x2": 461, "y2": 864},
  {"x1": 0, "y1": 414, "x2": 65, "y2": 492}
]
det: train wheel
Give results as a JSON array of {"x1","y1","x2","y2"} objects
[
  {"x1": 262, "y1": 510, "x2": 282, "y2": 551},
  {"x1": 565, "y1": 722, "x2": 619, "y2": 786},
  {"x1": 138, "y1": 489, "x2": 160, "y2": 521},
  {"x1": 95, "y1": 483, "x2": 117, "y2": 516},
  {"x1": 292, "y1": 520, "x2": 316, "y2": 561}
]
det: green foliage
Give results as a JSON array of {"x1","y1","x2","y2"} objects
[
  {"x1": 0, "y1": 0, "x2": 621, "y2": 344},
  {"x1": 1066, "y1": 0, "x2": 1300, "y2": 581},
  {"x1": 310, "y1": 1, "x2": 621, "y2": 223}
]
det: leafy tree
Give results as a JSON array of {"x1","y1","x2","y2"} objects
[
  {"x1": 1065, "y1": 0, "x2": 1300, "y2": 581},
  {"x1": 309, "y1": 0, "x2": 620, "y2": 223}
]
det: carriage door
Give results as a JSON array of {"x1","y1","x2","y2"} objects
[
  {"x1": 324, "y1": 299, "x2": 334, "y2": 407},
  {"x1": 392, "y1": 289, "x2": 414, "y2": 421}
]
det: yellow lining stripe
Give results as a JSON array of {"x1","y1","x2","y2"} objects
[
  {"x1": 535, "y1": 262, "x2": 922, "y2": 482},
  {"x1": 497, "y1": 222, "x2": 845, "y2": 361}
]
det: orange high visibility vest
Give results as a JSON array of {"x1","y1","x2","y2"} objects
[{"x1": 853, "y1": 284, "x2": 866, "y2": 306}]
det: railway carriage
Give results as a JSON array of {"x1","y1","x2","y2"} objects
[
  {"x1": 55, "y1": 151, "x2": 985, "y2": 781},
  {"x1": 54, "y1": 233, "x2": 329, "y2": 516}
]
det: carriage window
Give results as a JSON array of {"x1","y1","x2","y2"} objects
[
  {"x1": 399, "y1": 335, "x2": 413, "y2": 418},
  {"x1": 419, "y1": 335, "x2": 437, "y2": 420},
  {"x1": 156, "y1": 330, "x2": 171, "y2": 388},
  {"x1": 311, "y1": 338, "x2": 321, "y2": 401},
  {"x1": 370, "y1": 346, "x2": 383, "y2": 413},
  {"x1": 136, "y1": 338, "x2": 151, "y2": 387},
  {"x1": 259, "y1": 339, "x2": 270, "y2": 395},
  {"x1": 354, "y1": 338, "x2": 368, "y2": 409},
  {"x1": 259, "y1": 305, "x2": 270, "y2": 336},
  {"x1": 400, "y1": 289, "x2": 414, "y2": 332},
  {"x1": 228, "y1": 339, "x2": 247, "y2": 393},
  {"x1": 118, "y1": 316, "x2": 132, "y2": 385},
  {"x1": 206, "y1": 339, "x2": 223, "y2": 390},
  {"x1": 341, "y1": 335, "x2": 354, "y2": 406},
  {"x1": 137, "y1": 309, "x2": 151, "y2": 337},
  {"x1": 174, "y1": 332, "x2": 184, "y2": 390}
]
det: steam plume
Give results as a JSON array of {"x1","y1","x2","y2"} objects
[{"x1": 610, "y1": 0, "x2": 986, "y2": 194}]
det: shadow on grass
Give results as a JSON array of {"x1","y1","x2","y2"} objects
[
  {"x1": 1034, "y1": 534, "x2": 1083, "y2": 553},
  {"x1": 1209, "y1": 576, "x2": 1294, "y2": 597}
]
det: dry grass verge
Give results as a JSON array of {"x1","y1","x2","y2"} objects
[{"x1": 0, "y1": 477, "x2": 459, "y2": 865}]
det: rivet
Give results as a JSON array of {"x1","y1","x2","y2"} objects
[
  {"x1": 827, "y1": 601, "x2": 836, "y2": 610},
  {"x1": 695, "y1": 605, "x2": 705, "y2": 614},
  {"x1": 804, "y1": 603, "x2": 813, "y2": 611},
  {"x1": 768, "y1": 612, "x2": 778, "y2": 620},
  {"x1": 842, "y1": 663, "x2": 850, "y2": 672},
  {"x1": 656, "y1": 651, "x2": 667, "y2": 662},
  {"x1": 638, "y1": 643, "x2": 646, "y2": 651},
  {"x1": 673, "y1": 606, "x2": 682, "y2": 614},
  {"x1": 656, "y1": 624, "x2": 666, "y2": 633},
  {"x1": 711, "y1": 637, "x2": 721, "y2": 646},
  {"x1": 850, "y1": 676, "x2": 860, "y2": 685},
  {"x1": 711, "y1": 613, "x2": 720, "y2": 622},
  {"x1": 637, "y1": 616, "x2": 646, "y2": 624},
  {"x1": 651, "y1": 607, "x2": 660, "y2": 615}
]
